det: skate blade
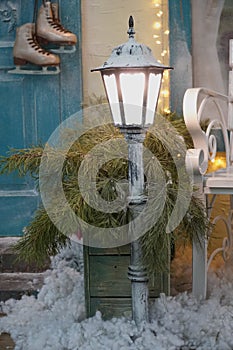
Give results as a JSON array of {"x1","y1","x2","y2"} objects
[
  {"x1": 8, "y1": 65, "x2": 60, "y2": 75},
  {"x1": 50, "y1": 45, "x2": 76, "y2": 54}
]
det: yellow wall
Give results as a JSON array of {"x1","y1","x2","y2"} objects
[{"x1": 81, "y1": 0, "x2": 169, "y2": 111}]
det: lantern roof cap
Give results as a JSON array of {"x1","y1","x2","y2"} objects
[{"x1": 92, "y1": 16, "x2": 172, "y2": 72}]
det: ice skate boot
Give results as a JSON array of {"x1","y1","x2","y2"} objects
[
  {"x1": 36, "y1": 1, "x2": 77, "y2": 53},
  {"x1": 50, "y1": 2, "x2": 77, "y2": 53},
  {"x1": 9, "y1": 23, "x2": 60, "y2": 75}
]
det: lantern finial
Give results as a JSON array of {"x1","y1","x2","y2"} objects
[{"x1": 127, "y1": 16, "x2": 135, "y2": 39}]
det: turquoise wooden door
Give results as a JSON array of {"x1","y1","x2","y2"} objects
[
  {"x1": 0, "y1": 0, "x2": 82, "y2": 236},
  {"x1": 168, "y1": 0, "x2": 192, "y2": 114}
]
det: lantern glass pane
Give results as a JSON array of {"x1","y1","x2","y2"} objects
[
  {"x1": 120, "y1": 73, "x2": 145, "y2": 125},
  {"x1": 146, "y1": 73, "x2": 162, "y2": 124},
  {"x1": 103, "y1": 74, "x2": 122, "y2": 124}
]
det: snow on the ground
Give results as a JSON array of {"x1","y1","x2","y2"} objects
[{"x1": 1, "y1": 242, "x2": 233, "y2": 350}]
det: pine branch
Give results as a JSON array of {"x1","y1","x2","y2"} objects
[
  {"x1": 13, "y1": 207, "x2": 69, "y2": 265},
  {"x1": 0, "y1": 114, "x2": 208, "y2": 272},
  {"x1": 0, "y1": 146, "x2": 43, "y2": 177}
]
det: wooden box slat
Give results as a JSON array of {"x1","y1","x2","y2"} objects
[
  {"x1": 89, "y1": 255, "x2": 131, "y2": 297},
  {"x1": 84, "y1": 245, "x2": 170, "y2": 319},
  {"x1": 88, "y1": 245, "x2": 130, "y2": 256}
]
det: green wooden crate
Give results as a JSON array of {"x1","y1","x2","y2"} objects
[{"x1": 84, "y1": 244, "x2": 170, "y2": 319}]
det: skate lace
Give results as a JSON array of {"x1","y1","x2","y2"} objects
[
  {"x1": 47, "y1": 16, "x2": 71, "y2": 33},
  {"x1": 28, "y1": 36, "x2": 51, "y2": 56}
]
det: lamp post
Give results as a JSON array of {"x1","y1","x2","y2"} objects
[{"x1": 92, "y1": 16, "x2": 172, "y2": 325}]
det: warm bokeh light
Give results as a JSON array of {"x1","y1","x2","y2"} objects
[
  {"x1": 161, "y1": 89, "x2": 169, "y2": 97},
  {"x1": 163, "y1": 108, "x2": 171, "y2": 114},
  {"x1": 207, "y1": 153, "x2": 227, "y2": 173},
  {"x1": 154, "y1": 0, "x2": 161, "y2": 8},
  {"x1": 152, "y1": 0, "x2": 170, "y2": 114},
  {"x1": 153, "y1": 22, "x2": 161, "y2": 29}
]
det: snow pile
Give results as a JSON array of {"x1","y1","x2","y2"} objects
[
  {"x1": 0, "y1": 242, "x2": 85, "y2": 350},
  {"x1": 1, "y1": 242, "x2": 233, "y2": 350},
  {"x1": 50, "y1": 241, "x2": 84, "y2": 273}
]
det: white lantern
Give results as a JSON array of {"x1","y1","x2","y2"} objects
[{"x1": 92, "y1": 16, "x2": 172, "y2": 128}]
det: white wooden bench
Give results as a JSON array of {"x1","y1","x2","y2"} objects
[{"x1": 183, "y1": 40, "x2": 233, "y2": 299}]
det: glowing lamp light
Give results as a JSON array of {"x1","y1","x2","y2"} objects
[
  {"x1": 92, "y1": 16, "x2": 172, "y2": 129},
  {"x1": 153, "y1": 21, "x2": 161, "y2": 29}
]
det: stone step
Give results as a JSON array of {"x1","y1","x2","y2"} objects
[
  {"x1": 0, "y1": 237, "x2": 50, "y2": 273},
  {"x1": 0, "y1": 237, "x2": 49, "y2": 302},
  {"x1": 0, "y1": 272, "x2": 45, "y2": 301},
  {"x1": 0, "y1": 253, "x2": 48, "y2": 273}
]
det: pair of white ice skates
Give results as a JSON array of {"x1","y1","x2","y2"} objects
[{"x1": 10, "y1": 1, "x2": 77, "y2": 74}]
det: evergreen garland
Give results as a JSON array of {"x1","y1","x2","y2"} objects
[{"x1": 0, "y1": 112, "x2": 208, "y2": 274}]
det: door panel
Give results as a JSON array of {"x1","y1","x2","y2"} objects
[
  {"x1": 0, "y1": 0, "x2": 82, "y2": 236},
  {"x1": 168, "y1": 0, "x2": 192, "y2": 114}
]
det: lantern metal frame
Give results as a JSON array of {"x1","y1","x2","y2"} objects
[
  {"x1": 92, "y1": 16, "x2": 172, "y2": 129},
  {"x1": 100, "y1": 67, "x2": 164, "y2": 129}
]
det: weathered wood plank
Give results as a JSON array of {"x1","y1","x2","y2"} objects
[
  {"x1": 84, "y1": 245, "x2": 170, "y2": 319},
  {"x1": 89, "y1": 255, "x2": 131, "y2": 297},
  {"x1": 88, "y1": 244, "x2": 130, "y2": 256},
  {"x1": 88, "y1": 255, "x2": 169, "y2": 297}
]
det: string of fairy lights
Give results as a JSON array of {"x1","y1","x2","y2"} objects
[
  {"x1": 152, "y1": 0, "x2": 170, "y2": 114},
  {"x1": 151, "y1": 1, "x2": 226, "y2": 172}
]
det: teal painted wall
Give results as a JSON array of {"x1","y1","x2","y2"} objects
[
  {"x1": 168, "y1": 0, "x2": 192, "y2": 114},
  {"x1": 0, "y1": 0, "x2": 82, "y2": 236}
]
